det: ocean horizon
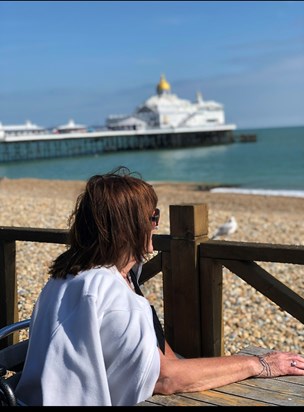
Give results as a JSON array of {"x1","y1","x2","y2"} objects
[{"x1": 0, "y1": 125, "x2": 303, "y2": 198}]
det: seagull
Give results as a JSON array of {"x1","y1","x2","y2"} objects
[{"x1": 211, "y1": 216, "x2": 238, "y2": 240}]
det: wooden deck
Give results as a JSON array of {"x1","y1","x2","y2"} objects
[{"x1": 137, "y1": 346, "x2": 304, "y2": 406}]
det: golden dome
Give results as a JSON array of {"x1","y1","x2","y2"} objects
[{"x1": 156, "y1": 74, "x2": 171, "y2": 94}]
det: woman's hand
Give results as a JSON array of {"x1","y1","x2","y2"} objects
[{"x1": 255, "y1": 351, "x2": 304, "y2": 378}]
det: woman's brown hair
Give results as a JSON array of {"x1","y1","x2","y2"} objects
[{"x1": 49, "y1": 166, "x2": 158, "y2": 279}]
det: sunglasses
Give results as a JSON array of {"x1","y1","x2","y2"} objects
[{"x1": 150, "y1": 208, "x2": 160, "y2": 227}]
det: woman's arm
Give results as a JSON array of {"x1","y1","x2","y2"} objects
[{"x1": 154, "y1": 350, "x2": 304, "y2": 395}]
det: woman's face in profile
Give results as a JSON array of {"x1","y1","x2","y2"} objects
[{"x1": 148, "y1": 207, "x2": 160, "y2": 253}]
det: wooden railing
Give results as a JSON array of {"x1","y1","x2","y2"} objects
[{"x1": 1, "y1": 204, "x2": 304, "y2": 355}]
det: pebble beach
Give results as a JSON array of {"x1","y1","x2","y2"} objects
[{"x1": 0, "y1": 177, "x2": 304, "y2": 356}]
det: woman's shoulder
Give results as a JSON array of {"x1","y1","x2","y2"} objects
[
  {"x1": 76, "y1": 266, "x2": 121, "y2": 294},
  {"x1": 77, "y1": 267, "x2": 137, "y2": 299},
  {"x1": 80, "y1": 266, "x2": 150, "y2": 313}
]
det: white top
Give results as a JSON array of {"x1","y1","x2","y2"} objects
[{"x1": 15, "y1": 266, "x2": 160, "y2": 406}]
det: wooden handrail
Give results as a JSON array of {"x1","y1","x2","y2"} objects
[
  {"x1": 0, "y1": 226, "x2": 171, "y2": 251},
  {"x1": 0, "y1": 226, "x2": 69, "y2": 244},
  {"x1": 200, "y1": 240, "x2": 304, "y2": 264}
]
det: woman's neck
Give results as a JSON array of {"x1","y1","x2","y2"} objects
[
  {"x1": 120, "y1": 259, "x2": 136, "y2": 279},
  {"x1": 120, "y1": 261, "x2": 136, "y2": 291}
]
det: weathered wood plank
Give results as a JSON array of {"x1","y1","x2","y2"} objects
[
  {"x1": 139, "y1": 253, "x2": 162, "y2": 284},
  {"x1": 180, "y1": 389, "x2": 274, "y2": 406},
  {"x1": 169, "y1": 203, "x2": 209, "y2": 239},
  {"x1": 0, "y1": 226, "x2": 171, "y2": 251},
  {"x1": 199, "y1": 257, "x2": 224, "y2": 357},
  {"x1": 170, "y1": 237, "x2": 201, "y2": 357},
  {"x1": 135, "y1": 400, "x2": 162, "y2": 406},
  {"x1": 152, "y1": 234, "x2": 171, "y2": 253},
  {"x1": 215, "y1": 380, "x2": 304, "y2": 406},
  {"x1": 0, "y1": 240, "x2": 18, "y2": 347},
  {"x1": 139, "y1": 394, "x2": 214, "y2": 406},
  {"x1": 200, "y1": 240, "x2": 304, "y2": 264},
  {"x1": 240, "y1": 378, "x2": 304, "y2": 398},
  {"x1": 0, "y1": 226, "x2": 69, "y2": 244},
  {"x1": 162, "y1": 251, "x2": 174, "y2": 348},
  {"x1": 168, "y1": 204, "x2": 208, "y2": 358}
]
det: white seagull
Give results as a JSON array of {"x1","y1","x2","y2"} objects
[{"x1": 211, "y1": 216, "x2": 238, "y2": 240}]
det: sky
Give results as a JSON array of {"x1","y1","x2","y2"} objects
[{"x1": 1, "y1": 1, "x2": 304, "y2": 129}]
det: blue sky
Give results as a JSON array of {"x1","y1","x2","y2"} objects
[{"x1": 1, "y1": 1, "x2": 303, "y2": 129}]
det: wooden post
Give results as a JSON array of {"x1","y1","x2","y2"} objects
[
  {"x1": 0, "y1": 240, "x2": 19, "y2": 348},
  {"x1": 162, "y1": 251, "x2": 173, "y2": 346},
  {"x1": 164, "y1": 204, "x2": 208, "y2": 358},
  {"x1": 199, "y1": 258, "x2": 224, "y2": 356}
]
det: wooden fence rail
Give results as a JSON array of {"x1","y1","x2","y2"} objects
[{"x1": 1, "y1": 204, "x2": 304, "y2": 356}]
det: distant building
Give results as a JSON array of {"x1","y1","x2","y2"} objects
[
  {"x1": 53, "y1": 119, "x2": 87, "y2": 134},
  {"x1": 105, "y1": 116, "x2": 147, "y2": 131},
  {"x1": 0, "y1": 120, "x2": 46, "y2": 137},
  {"x1": 106, "y1": 74, "x2": 229, "y2": 131}
]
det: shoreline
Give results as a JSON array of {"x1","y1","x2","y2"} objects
[
  {"x1": 211, "y1": 187, "x2": 304, "y2": 198},
  {"x1": 2, "y1": 175, "x2": 304, "y2": 199},
  {"x1": 2, "y1": 175, "x2": 304, "y2": 195},
  {"x1": 1, "y1": 177, "x2": 304, "y2": 355}
]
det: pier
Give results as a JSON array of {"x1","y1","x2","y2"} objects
[
  {"x1": 238, "y1": 134, "x2": 257, "y2": 142},
  {"x1": 0, "y1": 74, "x2": 256, "y2": 163},
  {"x1": 0, "y1": 127, "x2": 237, "y2": 163}
]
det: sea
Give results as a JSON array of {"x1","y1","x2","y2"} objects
[{"x1": 0, "y1": 125, "x2": 303, "y2": 197}]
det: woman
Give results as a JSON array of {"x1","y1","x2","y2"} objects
[{"x1": 15, "y1": 166, "x2": 304, "y2": 406}]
